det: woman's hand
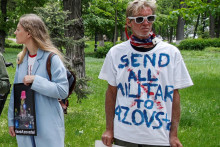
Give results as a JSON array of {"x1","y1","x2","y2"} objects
[
  {"x1": 23, "y1": 75, "x2": 35, "y2": 86},
  {"x1": 9, "y1": 126, "x2": 16, "y2": 137}
]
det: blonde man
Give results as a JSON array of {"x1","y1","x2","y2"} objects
[{"x1": 99, "y1": 0, "x2": 193, "y2": 146}]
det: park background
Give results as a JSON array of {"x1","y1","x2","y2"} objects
[{"x1": 0, "y1": 0, "x2": 219, "y2": 146}]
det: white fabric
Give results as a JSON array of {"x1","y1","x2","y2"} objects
[
  {"x1": 99, "y1": 40, "x2": 193, "y2": 146},
  {"x1": 27, "y1": 55, "x2": 36, "y2": 75}
]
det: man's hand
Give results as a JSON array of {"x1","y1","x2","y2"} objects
[
  {"x1": 23, "y1": 75, "x2": 35, "y2": 86},
  {"x1": 102, "y1": 129, "x2": 114, "y2": 147},
  {"x1": 170, "y1": 135, "x2": 183, "y2": 147},
  {"x1": 9, "y1": 126, "x2": 16, "y2": 137}
]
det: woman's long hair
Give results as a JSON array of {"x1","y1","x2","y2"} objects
[{"x1": 17, "y1": 14, "x2": 65, "y2": 64}]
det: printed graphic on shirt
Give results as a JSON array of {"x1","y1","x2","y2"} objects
[
  {"x1": 28, "y1": 55, "x2": 36, "y2": 75},
  {"x1": 115, "y1": 52, "x2": 172, "y2": 131}
]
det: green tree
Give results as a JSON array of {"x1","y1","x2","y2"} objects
[
  {"x1": 83, "y1": 0, "x2": 129, "y2": 49},
  {"x1": 35, "y1": 1, "x2": 90, "y2": 103},
  {"x1": 0, "y1": 0, "x2": 8, "y2": 52},
  {"x1": 176, "y1": 0, "x2": 220, "y2": 38},
  {"x1": 63, "y1": 0, "x2": 85, "y2": 78},
  {"x1": 155, "y1": 0, "x2": 179, "y2": 42},
  {"x1": 0, "y1": 0, "x2": 47, "y2": 53},
  {"x1": 83, "y1": 0, "x2": 115, "y2": 47},
  {"x1": 34, "y1": 2, "x2": 71, "y2": 52}
]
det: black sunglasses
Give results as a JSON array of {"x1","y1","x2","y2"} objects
[{"x1": 128, "y1": 15, "x2": 156, "y2": 24}]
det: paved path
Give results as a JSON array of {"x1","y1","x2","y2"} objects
[{"x1": 7, "y1": 38, "x2": 16, "y2": 42}]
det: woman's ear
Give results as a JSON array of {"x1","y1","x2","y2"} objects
[{"x1": 27, "y1": 33, "x2": 31, "y2": 38}]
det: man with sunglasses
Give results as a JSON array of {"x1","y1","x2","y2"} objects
[{"x1": 99, "y1": 0, "x2": 193, "y2": 147}]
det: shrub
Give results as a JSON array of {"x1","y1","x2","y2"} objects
[
  {"x1": 95, "y1": 42, "x2": 113, "y2": 58},
  {"x1": 178, "y1": 38, "x2": 220, "y2": 50},
  {"x1": 5, "y1": 39, "x2": 23, "y2": 49}
]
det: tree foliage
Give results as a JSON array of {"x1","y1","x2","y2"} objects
[
  {"x1": 83, "y1": 0, "x2": 129, "y2": 41},
  {"x1": 35, "y1": 1, "x2": 91, "y2": 103},
  {"x1": 34, "y1": 1, "x2": 71, "y2": 52},
  {"x1": 154, "y1": 0, "x2": 179, "y2": 41},
  {"x1": 172, "y1": 0, "x2": 220, "y2": 38}
]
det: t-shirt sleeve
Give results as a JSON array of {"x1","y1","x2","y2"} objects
[
  {"x1": 174, "y1": 52, "x2": 193, "y2": 89},
  {"x1": 98, "y1": 51, "x2": 117, "y2": 86}
]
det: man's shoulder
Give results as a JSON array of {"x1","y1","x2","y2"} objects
[
  {"x1": 157, "y1": 41, "x2": 180, "y2": 52},
  {"x1": 108, "y1": 40, "x2": 130, "y2": 55},
  {"x1": 111, "y1": 40, "x2": 130, "y2": 49}
]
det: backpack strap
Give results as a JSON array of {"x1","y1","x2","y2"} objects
[{"x1": 46, "y1": 52, "x2": 55, "y2": 81}]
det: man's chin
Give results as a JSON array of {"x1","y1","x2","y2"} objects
[{"x1": 137, "y1": 33, "x2": 150, "y2": 39}]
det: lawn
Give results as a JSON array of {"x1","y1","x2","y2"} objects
[{"x1": 0, "y1": 45, "x2": 219, "y2": 147}]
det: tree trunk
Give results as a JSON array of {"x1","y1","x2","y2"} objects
[
  {"x1": 176, "y1": 16, "x2": 185, "y2": 41},
  {"x1": 98, "y1": 33, "x2": 104, "y2": 47},
  {"x1": 216, "y1": 16, "x2": 220, "y2": 38},
  {"x1": 208, "y1": 0, "x2": 215, "y2": 38},
  {"x1": 176, "y1": 0, "x2": 185, "y2": 43},
  {"x1": 209, "y1": 14, "x2": 215, "y2": 38},
  {"x1": 169, "y1": 26, "x2": 173, "y2": 43},
  {"x1": 0, "y1": 0, "x2": 7, "y2": 53},
  {"x1": 194, "y1": 13, "x2": 200, "y2": 39},
  {"x1": 120, "y1": 29, "x2": 126, "y2": 41},
  {"x1": 202, "y1": 12, "x2": 206, "y2": 35},
  {"x1": 63, "y1": 0, "x2": 85, "y2": 78},
  {"x1": 113, "y1": 8, "x2": 118, "y2": 45}
]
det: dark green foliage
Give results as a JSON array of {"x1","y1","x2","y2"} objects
[
  {"x1": 95, "y1": 42, "x2": 113, "y2": 58},
  {"x1": 178, "y1": 38, "x2": 220, "y2": 50},
  {"x1": 5, "y1": 39, "x2": 22, "y2": 49},
  {"x1": 73, "y1": 77, "x2": 92, "y2": 103},
  {"x1": 34, "y1": 2, "x2": 90, "y2": 103}
]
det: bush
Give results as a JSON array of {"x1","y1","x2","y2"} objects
[
  {"x1": 178, "y1": 38, "x2": 220, "y2": 50},
  {"x1": 95, "y1": 42, "x2": 113, "y2": 58},
  {"x1": 5, "y1": 39, "x2": 23, "y2": 49}
]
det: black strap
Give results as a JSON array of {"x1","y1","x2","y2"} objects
[{"x1": 46, "y1": 52, "x2": 55, "y2": 81}]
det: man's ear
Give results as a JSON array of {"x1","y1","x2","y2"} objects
[{"x1": 126, "y1": 18, "x2": 132, "y2": 28}]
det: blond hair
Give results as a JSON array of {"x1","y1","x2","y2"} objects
[
  {"x1": 126, "y1": 0, "x2": 157, "y2": 17},
  {"x1": 17, "y1": 14, "x2": 65, "y2": 64}
]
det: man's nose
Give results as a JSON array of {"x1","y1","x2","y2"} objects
[{"x1": 142, "y1": 18, "x2": 149, "y2": 25}]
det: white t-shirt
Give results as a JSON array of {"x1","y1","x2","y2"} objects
[
  {"x1": 27, "y1": 54, "x2": 37, "y2": 75},
  {"x1": 99, "y1": 40, "x2": 193, "y2": 146}
]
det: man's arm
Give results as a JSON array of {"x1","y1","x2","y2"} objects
[
  {"x1": 102, "y1": 84, "x2": 117, "y2": 146},
  {"x1": 169, "y1": 89, "x2": 183, "y2": 147}
]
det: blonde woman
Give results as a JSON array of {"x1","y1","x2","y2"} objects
[{"x1": 8, "y1": 14, "x2": 69, "y2": 147}]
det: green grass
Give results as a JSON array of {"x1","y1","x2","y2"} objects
[
  {"x1": 0, "y1": 46, "x2": 220, "y2": 147},
  {"x1": 85, "y1": 40, "x2": 96, "y2": 57}
]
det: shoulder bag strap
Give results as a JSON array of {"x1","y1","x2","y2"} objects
[{"x1": 46, "y1": 52, "x2": 55, "y2": 81}]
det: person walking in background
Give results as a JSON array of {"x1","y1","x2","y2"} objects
[
  {"x1": 8, "y1": 14, "x2": 69, "y2": 147},
  {"x1": 0, "y1": 52, "x2": 10, "y2": 94},
  {"x1": 99, "y1": 0, "x2": 193, "y2": 146},
  {"x1": 0, "y1": 52, "x2": 10, "y2": 116}
]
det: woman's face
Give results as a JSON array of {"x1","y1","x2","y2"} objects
[{"x1": 14, "y1": 23, "x2": 30, "y2": 44}]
